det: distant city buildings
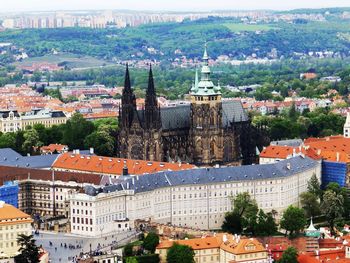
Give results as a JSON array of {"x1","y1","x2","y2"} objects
[
  {"x1": 0, "y1": 10, "x2": 270, "y2": 30},
  {"x1": 0, "y1": 109, "x2": 67, "y2": 133}
]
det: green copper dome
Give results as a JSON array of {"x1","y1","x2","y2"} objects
[{"x1": 190, "y1": 45, "x2": 221, "y2": 96}]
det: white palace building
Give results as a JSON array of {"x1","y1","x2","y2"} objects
[{"x1": 69, "y1": 156, "x2": 321, "y2": 237}]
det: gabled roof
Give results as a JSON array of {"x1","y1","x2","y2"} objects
[
  {"x1": 157, "y1": 234, "x2": 266, "y2": 255},
  {"x1": 52, "y1": 152, "x2": 195, "y2": 176},
  {"x1": 157, "y1": 236, "x2": 220, "y2": 250},
  {"x1": 41, "y1": 144, "x2": 68, "y2": 153},
  {"x1": 0, "y1": 203, "x2": 31, "y2": 221}
]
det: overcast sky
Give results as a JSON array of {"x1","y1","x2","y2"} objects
[{"x1": 1, "y1": 0, "x2": 350, "y2": 13}]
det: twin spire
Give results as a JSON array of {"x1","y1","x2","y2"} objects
[{"x1": 121, "y1": 63, "x2": 160, "y2": 129}]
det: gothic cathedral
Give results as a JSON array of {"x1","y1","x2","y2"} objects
[{"x1": 117, "y1": 47, "x2": 263, "y2": 165}]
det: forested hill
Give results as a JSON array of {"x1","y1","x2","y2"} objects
[{"x1": 2, "y1": 15, "x2": 350, "y2": 62}]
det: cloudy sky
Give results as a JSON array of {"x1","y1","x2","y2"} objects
[{"x1": 1, "y1": 0, "x2": 350, "y2": 12}]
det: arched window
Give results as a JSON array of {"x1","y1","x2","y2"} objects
[
  {"x1": 224, "y1": 140, "x2": 233, "y2": 162},
  {"x1": 210, "y1": 140, "x2": 215, "y2": 157}
]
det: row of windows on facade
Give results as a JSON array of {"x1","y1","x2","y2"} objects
[
  {"x1": 0, "y1": 231, "x2": 30, "y2": 241},
  {"x1": 0, "y1": 224, "x2": 30, "y2": 231},
  {"x1": 21, "y1": 201, "x2": 67, "y2": 209},
  {"x1": 151, "y1": 179, "x2": 305, "y2": 194},
  {"x1": 22, "y1": 186, "x2": 66, "y2": 193},
  {"x1": 96, "y1": 214, "x2": 126, "y2": 225},
  {"x1": 71, "y1": 223, "x2": 128, "y2": 232},
  {"x1": 72, "y1": 201, "x2": 93, "y2": 207},
  {"x1": 1, "y1": 118, "x2": 66, "y2": 127},
  {"x1": 22, "y1": 193, "x2": 66, "y2": 200}
]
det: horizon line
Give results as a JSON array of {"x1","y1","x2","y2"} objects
[{"x1": 0, "y1": 6, "x2": 349, "y2": 14}]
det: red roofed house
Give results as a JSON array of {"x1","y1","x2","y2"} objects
[
  {"x1": 40, "y1": 144, "x2": 69, "y2": 154},
  {"x1": 156, "y1": 234, "x2": 269, "y2": 263},
  {"x1": 259, "y1": 145, "x2": 319, "y2": 164},
  {"x1": 52, "y1": 152, "x2": 196, "y2": 178}
]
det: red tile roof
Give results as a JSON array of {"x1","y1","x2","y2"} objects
[
  {"x1": 260, "y1": 145, "x2": 320, "y2": 160},
  {"x1": 41, "y1": 144, "x2": 68, "y2": 153},
  {"x1": 0, "y1": 165, "x2": 101, "y2": 185},
  {"x1": 157, "y1": 234, "x2": 266, "y2": 255},
  {"x1": 52, "y1": 153, "x2": 195, "y2": 176},
  {"x1": 299, "y1": 248, "x2": 350, "y2": 263},
  {"x1": 261, "y1": 136, "x2": 350, "y2": 163}
]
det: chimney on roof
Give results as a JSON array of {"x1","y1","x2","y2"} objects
[
  {"x1": 337, "y1": 152, "x2": 340, "y2": 162},
  {"x1": 0, "y1": 201, "x2": 5, "y2": 208},
  {"x1": 122, "y1": 161, "x2": 128, "y2": 176},
  {"x1": 89, "y1": 148, "x2": 94, "y2": 155},
  {"x1": 286, "y1": 163, "x2": 291, "y2": 170}
]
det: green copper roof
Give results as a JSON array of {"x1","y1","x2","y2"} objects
[
  {"x1": 305, "y1": 218, "x2": 320, "y2": 238},
  {"x1": 190, "y1": 46, "x2": 221, "y2": 96}
]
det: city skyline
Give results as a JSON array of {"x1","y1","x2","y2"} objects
[{"x1": 1, "y1": 0, "x2": 350, "y2": 13}]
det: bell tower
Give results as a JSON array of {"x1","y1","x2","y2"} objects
[{"x1": 190, "y1": 45, "x2": 223, "y2": 165}]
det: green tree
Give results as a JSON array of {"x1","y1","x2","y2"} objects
[
  {"x1": 124, "y1": 243, "x2": 134, "y2": 257},
  {"x1": 167, "y1": 243, "x2": 195, "y2": 263},
  {"x1": 277, "y1": 247, "x2": 298, "y2": 263},
  {"x1": 254, "y1": 210, "x2": 278, "y2": 236},
  {"x1": 23, "y1": 129, "x2": 43, "y2": 155},
  {"x1": 225, "y1": 192, "x2": 261, "y2": 234},
  {"x1": 300, "y1": 192, "x2": 320, "y2": 218},
  {"x1": 33, "y1": 124, "x2": 49, "y2": 146},
  {"x1": 62, "y1": 113, "x2": 95, "y2": 150},
  {"x1": 125, "y1": 257, "x2": 138, "y2": 263},
  {"x1": 232, "y1": 192, "x2": 258, "y2": 217},
  {"x1": 143, "y1": 232, "x2": 159, "y2": 253},
  {"x1": 14, "y1": 234, "x2": 40, "y2": 263},
  {"x1": 288, "y1": 102, "x2": 299, "y2": 121},
  {"x1": 84, "y1": 125, "x2": 116, "y2": 156},
  {"x1": 321, "y1": 190, "x2": 344, "y2": 235},
  {"x1": 222, "y1": 211, "x2": 243, "y2": 234},
  {"x1": 93, "y1": 118, "x2": 118, "y2": 130},
  {"x1": 280, "y1": 206, "x2": 307, "y2": 236},
  {"x1": 0, "y1": 133, "x2": 16, "y2": 148},
  {"x1": 307, "y1": 173, "x2": 322, "y2": 199}
]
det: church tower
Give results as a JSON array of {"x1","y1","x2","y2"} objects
[
  {"x1": 120, "y1": 64, "x2": 136, "y2": 128},
  {"x1": 190, "y1": 46, "x2": 224, "y2": 165},
  {"x1": 143, "y1": 65, "x2": 163, "y2": 161},
  {"x1": 145, "y1": 65, "x2": 161, "y2": 129},
  {"x1": 344, "y1": 112, "x2": 350, "y2": 138}
]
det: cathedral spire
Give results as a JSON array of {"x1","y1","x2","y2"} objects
[
  {"x1": 145, "y1": 64, "x2": 161, "y2": 129},
  {"x1": 121, "y1": 64, "x2": 136, "y2": 128},
  {"x1": 145, "y1": 64, "x2": 157, "y2": 108},
  {"x1": 124, "y1": 63, "x2": 131, "y2": 93},
  {"x1": 147, "y1": 64, "x2": 156, "y2": 98},
  {"x1": 203, "y1": 42, "x2": 209, "y2": 62}
]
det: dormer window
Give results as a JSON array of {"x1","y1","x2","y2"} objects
[{"x1": 245, "y1": 244, "x2": 256, "y2": 251}]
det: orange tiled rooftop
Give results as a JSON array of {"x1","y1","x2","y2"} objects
[{"x1": 53, "y1": 152, "x2": 195, "y2": 176}]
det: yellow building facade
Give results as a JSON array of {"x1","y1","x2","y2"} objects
[{"x1": 0, "y1": 202, "x2": 33, "y2": 258}]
